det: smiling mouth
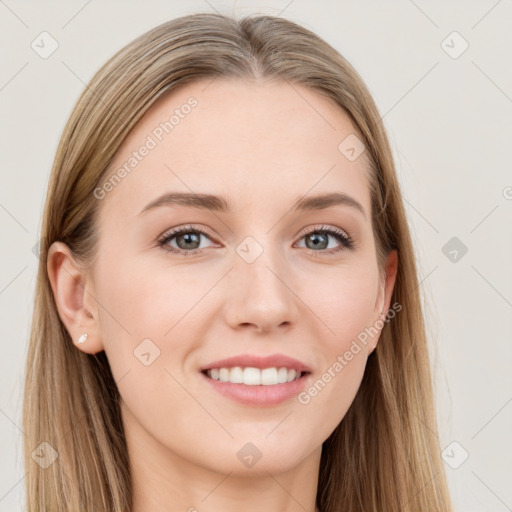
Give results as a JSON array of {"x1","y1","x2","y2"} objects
[{"x1": 202, "y1": 367, "x2": 310, "y2": 386}]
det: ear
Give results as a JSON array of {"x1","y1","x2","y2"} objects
[
  {"x1": 369, "y1": 249, "x2": 398, "y2": 352},
  {"x1": 47, "y1": 241, "x2": 104, "y2": 354}
]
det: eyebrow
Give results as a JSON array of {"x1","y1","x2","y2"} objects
[{"x1": 139, "y1": 191, "x2": 367, "y2": 219}]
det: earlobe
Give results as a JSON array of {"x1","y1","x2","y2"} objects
[{"x1": 47, "y1": 241, "x2": 104, "y2": 354}]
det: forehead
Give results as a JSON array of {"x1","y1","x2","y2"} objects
[{"x1": 98, "y1": 78, "x2": 371, "y2": 220}]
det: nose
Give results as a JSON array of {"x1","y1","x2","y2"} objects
[{"x1": 223, "y1": 245, "x2": 300, "y2": 334}]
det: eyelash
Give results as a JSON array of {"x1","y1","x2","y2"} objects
[{"x1": 157, "y1": 224, "x2": 355, "y2": 257}]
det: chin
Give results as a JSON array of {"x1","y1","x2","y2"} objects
[{"x1": 203, "y1": 438, "x2": 315, "y2": 476}]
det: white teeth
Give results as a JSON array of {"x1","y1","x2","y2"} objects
[
  {"x1": 277, "y1": 367, "x2": 288, "y2": 383},
  {"x1": 243, "y1": 367, "x2": 261, "y2": 385},
  {"x1": 230, "y1": 366, "x2": 244, "y2": 383},
  {"x1": 206, "y1": 366, "x2": 303, "y2": 385},
  {"x1": 261, "y1": 368, "x2": 278, "y2": 385}
]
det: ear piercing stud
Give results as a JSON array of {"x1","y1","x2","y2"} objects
[{"x1": 77, "y1": 333, "x2": 88, "y2": 344}]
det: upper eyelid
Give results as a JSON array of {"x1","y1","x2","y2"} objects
[
  {"x1": 158, "y1": 225, "x2": 215, "y2": 242},
  {"x1": 296, "y1": 224, "x2": 349, "y2": 238}
]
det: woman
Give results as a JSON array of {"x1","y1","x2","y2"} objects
[{"x1": 23, "y1": 12, "x2": 453, "y2": 512}]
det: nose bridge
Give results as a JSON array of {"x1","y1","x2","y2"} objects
[{"x1": 225, "y1": 233, "x2": 299, "y2": 332}]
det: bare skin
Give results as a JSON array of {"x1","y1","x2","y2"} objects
[{"x1": 48, "y1": 78, "x2": 397, "y2": 512}]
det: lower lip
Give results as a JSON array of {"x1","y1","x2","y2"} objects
[{"x1": 200, "y1": 371, "x2": 311, "y2": 407}]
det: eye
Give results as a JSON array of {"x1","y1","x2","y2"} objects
[
  {"x1": 294, "y1": 224, "x2": 355, "y2": 255},
  {"x1": 157, "y1": 223, "x2": 355, "y2": 257},
  {"x1": 157, "y1": 225, "x2": 217, "y2": 256}
]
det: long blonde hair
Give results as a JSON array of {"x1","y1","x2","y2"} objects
[{"x1": 23, "y1": 12, "x2": 452, "y2": 511}]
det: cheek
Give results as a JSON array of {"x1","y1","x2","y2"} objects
[
  {"x1": 92, "y1": 250, "x2": 235, "y2": 437},
  {"x1": 294, "y1": 345, "x2": 369, "y2": 457},
  {"x1": 296, "y1": 299, "x2": 376, "y2": 448},
  {"x1": 288, "y1": 266, "x2": 378, "y2": 436},
  {"x1": 94, "y1": 252, "x2": 210, "y2": 342},
  {"x1": 92, "y1": 256, "x2": 209, "y2": 454},
  {"x1": 308, "y1": 265, "x2": 378, "y2": 348}
]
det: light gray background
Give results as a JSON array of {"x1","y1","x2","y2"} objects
[{"x1": 1, "y1": 1, "x2": 511, "y2": 510}]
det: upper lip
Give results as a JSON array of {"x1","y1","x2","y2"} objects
[{"x1": 200, "y1": 353, "x2": 311, "y2": 373}]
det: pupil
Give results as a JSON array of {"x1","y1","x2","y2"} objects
[
  {"x1": 307, "y1": 233, "x2": 327, "y2": 250},
  {"x1": 178, "y1": 232, "x2": 200, "y2": 249}
]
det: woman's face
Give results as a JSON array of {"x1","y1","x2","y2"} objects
[{"x1": 86, "y1": 78, "x2": 396, "y2": 475}]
